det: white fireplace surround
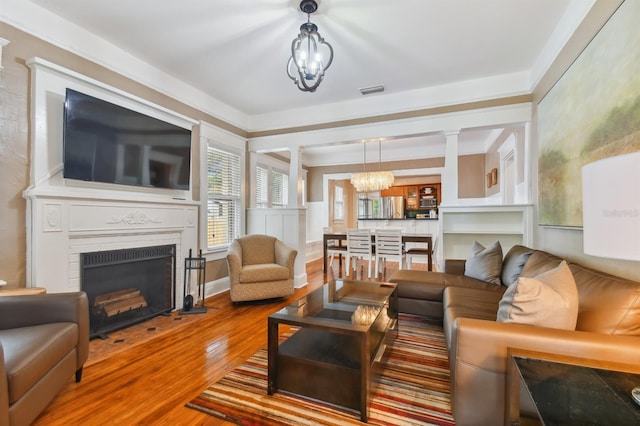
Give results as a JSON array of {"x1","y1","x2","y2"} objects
[{"x1": 23, "y1": 58, "x2": 199, "y2": 308}]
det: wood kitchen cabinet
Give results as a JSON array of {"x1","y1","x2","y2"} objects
[
  {"x1": 419, "y1": 184, "x2": 441, "y2": 207},
  {"x1": 405, "y1": 186, "x2": 418, "y2": 209},
  {"x1": 380, "y1": 186, "x2": 405, "y2": 197}
]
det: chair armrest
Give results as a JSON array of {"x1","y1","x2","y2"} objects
[
  {"x1": 0, "y1": 344, "x2": 8, "y2": 426},
  {"x1": 274, "y1": 240, "x2": 297, "y2": 278},
  {"x1": 450, "y1": 317, "x2": 640, "y2": 425},
  {"x1": 0, "y1": 292, "x2": 88, "y2": 330},
  {"x1": 226, "y1": 239, "x2": 243, "y2": 285},
  {"x1": 0, "y1": 292, "x2": 89, "y2": 372},
  {"x1": 444, "y1": 259, "x2": 466, "y2": 275}
]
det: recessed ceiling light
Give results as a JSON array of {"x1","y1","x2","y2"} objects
[{"x1": 359, "y1": 85, "x2": 385, "y2": 95}]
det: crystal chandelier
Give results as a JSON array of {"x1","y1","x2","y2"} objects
[
  {"x1": 286, "y1": 0, "x2": 334, "y2": 92},
  {"x1": 351, "y1": 140, "x2": 395, "y2": 192}
]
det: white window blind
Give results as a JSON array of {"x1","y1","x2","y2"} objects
[
  {"x1": 207, "y1": 146, "x2": 241, "y2": 250},
  {"x1": 255, "y1": 165, "x2": 289, "y2": 208},
  {"x1": 334, "y1": 185, "x2": 344, "y2": 219},
  {"x1": 272, "y1": 170, "x2": 289, "y2": 208},
  {"x1": 256, "y1": 166, "x2": 269, "y2": 208}
]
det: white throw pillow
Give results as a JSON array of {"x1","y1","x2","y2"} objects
[
  {"x1": 497, "y1": 260, "x2": 579, "y2": 330},
  {"x1": 464, "y1": 241, "x2": 503, "y2": 285}
]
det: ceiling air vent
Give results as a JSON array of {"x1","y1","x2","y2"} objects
[{"x1": 359, "y1": 85, "x2": 385, "y2": 95}]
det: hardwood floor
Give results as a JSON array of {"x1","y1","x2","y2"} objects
[{"x1": 34, "y1": 258, "x2": 426, "y2": 425}]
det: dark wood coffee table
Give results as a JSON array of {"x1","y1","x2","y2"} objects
[{"x1": 267, "y1": 279, "x2": 398, "y2": 422}]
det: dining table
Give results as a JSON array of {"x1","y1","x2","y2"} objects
[{"x1": 322, "y1": 232, "x2": 433, "y2": 272}]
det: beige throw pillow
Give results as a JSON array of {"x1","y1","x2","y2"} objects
[
  {"x1": 464, "y1": 241, "x2": 503, "y2": 285},
  {"x1": 497, "y1": 261, "x2": 578, "y2": 330}
]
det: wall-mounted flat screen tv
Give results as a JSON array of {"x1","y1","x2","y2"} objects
[{"x1": 63, "y1": 88, "x2": 192, "y2": 190}]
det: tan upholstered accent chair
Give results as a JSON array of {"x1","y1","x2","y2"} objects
[{"x1": 226, "y1": 234, "x2": 297, "y2": 302}]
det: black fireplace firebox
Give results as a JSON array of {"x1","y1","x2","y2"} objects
[{"x1": 81, "y1": 244, "x2": 176, "y2": 339}]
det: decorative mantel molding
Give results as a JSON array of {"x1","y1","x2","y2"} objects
[{"x1": 106, "y1": 210, "x2": 163, "y2": 225}]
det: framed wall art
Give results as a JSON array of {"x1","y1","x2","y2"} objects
[{"x1": 537, "y1": 0, "x2": 640, "y2": 227}]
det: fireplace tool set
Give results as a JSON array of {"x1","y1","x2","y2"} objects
[{"x1": 180, "y1": 249, "x2": 207, "y2": 315}]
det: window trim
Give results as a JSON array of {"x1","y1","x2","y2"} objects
[
  {"x1": 252, "y1": 152, "x2": 301, "y2": 208},
  {"x1": 199, "y1": 122, "x2": 246, "y2": 260}
]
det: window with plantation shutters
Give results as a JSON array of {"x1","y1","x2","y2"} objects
[
  {"x1": 256, "y1": 166, "x2": 269, "y2": 208},
  {"x1": 272, "y1": 169, "x2": 289, "y2": 208},
  {"x1": 254, "y1": 164, "x2": 289, "y2": 208},
  {"x1": 207, "y1": 145, "x2": 241, "y2": 250},
  {"x1": 334, "y1": 185, "x2": 344, "y2": 219}
]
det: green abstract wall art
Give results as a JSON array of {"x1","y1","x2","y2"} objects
[{"x1": 537, "y1": 0, "x2": 640, "y2": 227}]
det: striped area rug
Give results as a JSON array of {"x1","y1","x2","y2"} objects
[{"x1": 186, "y1": 315, "x2": 454, "y2": 425}]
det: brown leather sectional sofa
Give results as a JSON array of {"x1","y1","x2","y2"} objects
[
  {"x1": 390, "y1": 246, "x2": 640, "y2": 426},
  {"x1": 0, "y1": 292, "x2": 89, "y2": 426}
]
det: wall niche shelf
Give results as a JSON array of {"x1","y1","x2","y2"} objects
[{"x1": 439, "y1": 205, "x2": 533, "y2": 262}]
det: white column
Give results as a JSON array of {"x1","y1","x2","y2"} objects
[
  {"x1": 522, "y1": 123, "x2": 532, "y2": 204},
  {"x1": 0, "y1": 38, "x2": 9, "y2": 75},
  {"x1": 442, "y1": 130, "x2": 460, "y2": 205},
  {"x1": 288, "y1": 146, "x2": 304, "y2": 208},
  {"x1": 248, "y1": 151, "x2": 258, "y2": 208}
]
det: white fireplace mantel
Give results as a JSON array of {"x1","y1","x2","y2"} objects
[{"x1": 24, "y1": 192, "x2": 198, "y2": 297}]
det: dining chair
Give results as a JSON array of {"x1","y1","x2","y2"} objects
[
  {"x1": 346, "y1": 228, "x2": 375, "y2": 278},
  {"x1": 323, "y1": 227, "x2": 347, "y2": 267},
  {"x1": 406, "y1": 235, "x2": 437, "y2": 271},
  {"x1": 374, "y1": 228, "x2": 405, "y2": 277}
]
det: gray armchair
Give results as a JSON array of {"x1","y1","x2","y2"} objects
[
  {"x1": 226, "y1": 234, "x2": 297, "y2": 302},
  {"x1": 0, "y1": 292, "x2": 89, "y2": 426}
]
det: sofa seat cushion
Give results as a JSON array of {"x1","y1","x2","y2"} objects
[
  {"x1": 0, "y1": 323, "x2": 78, "y2": 403},
  {"x1": 240, "y1": 263, "x2": 290, "y2": 283},
  {"x1": 389, "y1": 270, "x2": 501, "y2": 301},
  {"x1": 389, "y1": 270, "x2": 445, "y2": 300},
  {"x1": 444, "y1": 286, "x2": 506, "y2": 312},
  {"x1": 442, "y1": 286, "x2": 505, "y2": 347}
]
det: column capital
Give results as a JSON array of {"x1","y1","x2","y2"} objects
[{"x1": 444, "y1": 130, "x2": 461, "y2": 137}]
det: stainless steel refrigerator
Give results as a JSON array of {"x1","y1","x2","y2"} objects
[{"x1": 382, "y1": 196, "x2": 404, "y2": 219}]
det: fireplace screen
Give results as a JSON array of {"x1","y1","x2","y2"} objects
[{"x1": 81, "y1": 244, "x2": 176, "y2": 339}]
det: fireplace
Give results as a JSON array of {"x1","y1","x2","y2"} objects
[{"x1": 81, "y1": 244, "x2": 176, "y2": 339}]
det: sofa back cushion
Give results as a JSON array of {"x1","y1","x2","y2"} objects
[
  {"x1": 569, "y1": 262, "x2": 640, "y2": 335},
  {"x1": 520, "y1": 250, "x2": 563, "y2": 278},
  {"x1": 521, "y1": 250, "x2": 640, "y2": 335}
]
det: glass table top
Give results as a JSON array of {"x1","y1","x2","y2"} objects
[
  {"x1": 270, "y1": 279, "x2": 397, "y2": 329},
  {"x1": 515, "y1": 356, "x2": 640, "y2": 425}
]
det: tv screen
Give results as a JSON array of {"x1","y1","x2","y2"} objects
[{"x1": 63, "y1": 88, "x2": 192, "y2": 190}]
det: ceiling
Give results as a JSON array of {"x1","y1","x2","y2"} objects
[{"x1": 18, "y1": 0, "x2": 583, "y2": 166}]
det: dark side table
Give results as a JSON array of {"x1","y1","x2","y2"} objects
[{"x1": 507, "y1": 348, "x2": 640, "y2": 425}]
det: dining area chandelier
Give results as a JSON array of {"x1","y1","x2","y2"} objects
[{"x1": 351, "y1": 140, "x2": 394, "y2": 192}]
